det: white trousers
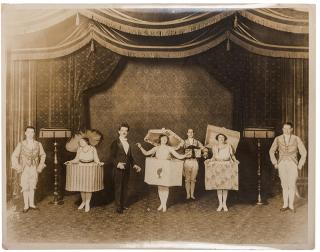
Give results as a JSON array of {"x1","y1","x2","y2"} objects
[{"x1": 278, "y1": 160, "x2": 298, "y2": 209}]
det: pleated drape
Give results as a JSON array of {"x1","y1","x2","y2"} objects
[
  {"x1": 6, "y1": 60, "x2": 37, "y2": 198},
  {"x1": 281, "y1": 58, "x2": 309, "y2": 177}
]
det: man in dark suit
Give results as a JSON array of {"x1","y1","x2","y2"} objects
[{"x1": 110, "y1": 122, "x2": 141, "y2": 214}]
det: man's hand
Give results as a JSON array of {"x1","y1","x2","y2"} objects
[
  {"x1": 117, "y1": 162, "x2": 126, "y2": 169},
  {"x1": 36, "y1": 165, "x2": 43, "y2": 173},
  {"x1": 133, "y1": 165, "x2": 141, "y2": 173},
  {"x1": 185, "y1": 151, "x2": 192, "y2": 158},
  {"x1": 298, "y1": 164, "x2": 303, "y2": 170},
  {"x1": 202, "y1": 148, "x2": 209, "y2": 159},
  {"x1": 15, "y1": 165, "x2": 23, "y2": 173}
]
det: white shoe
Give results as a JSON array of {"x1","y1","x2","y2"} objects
[
  {"x1": 223, "y1": 205, "x2": 228, "y2": 212},
  {"x1": 78, "y1": 202, "x2": 85, "y2": 210},
  {"x1": 85, "y1": 203, "x2": 90, "y2": 212},
  {"x1": 191, "y1": 195, "x2": 196, "y2": 200},
  {"x1": 216, "y1": 205, "x2": 223, "y2": 212},
  {"x1": 162, "y1": 205, "x2": 167, "y2": 212},
  {"x1": 157, "y1": 205, "x2": 163, "y2": 211}
]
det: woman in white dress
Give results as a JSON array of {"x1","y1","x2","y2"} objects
[
  {"x1": 205, "y1": 133, "x2": 239, "y2": 212},
  {"x1": 65, "y1": 137, "x2": 104, "y2": 212},
  {"x1": 137, "y1": 134, "x2": 186, "y2": 212}
]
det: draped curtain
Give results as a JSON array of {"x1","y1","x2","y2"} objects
[
  {"x1": 35, "y1": 44, "x2": 121, "y2": 131},
  {"x1": 4, "y1": 7, "x2": 310, "y2": 200},
  {"x1": 6, "y1": 44, "x2": 121, "y2": 200},
  {"x1": 7, "y1": 7, "x2": 308, "y2": 60},
  {"x1": 281, "y1": 58, "x2": 309, "y2": 177},
  {"x1": 6, "y1": 59, "x2": 37, "y2": 198},
  {"x1": 197, "y1": 43, "x2": 308, "y2": 178}
]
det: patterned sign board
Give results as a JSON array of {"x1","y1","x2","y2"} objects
[
  {"x1": 204, "y1": 124, "x2": 240, "y2": 151},
  {"x1": 144, "y1": 157, "x2": 183, "y2": 187},
  {"x1": 144, "y1": 128, "x2": 184, "y2": 148}
]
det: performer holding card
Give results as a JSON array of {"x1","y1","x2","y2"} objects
[
  {"x1": 137, "y1": 134, "x2": 186, "y2": 212},
  {"x1": 205, "y1": 133, "x2": 239, "y2": 212}
]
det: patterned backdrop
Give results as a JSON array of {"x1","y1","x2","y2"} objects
[
  {"x1": 87, "y1": 59, "x2": 233, "y2": 197},
  {"x1": 36, "y1": 43, "x2": 121, "y2": 131},
  {"x1": 6, "y1": 40, "x2": 309, "y2": 201}
]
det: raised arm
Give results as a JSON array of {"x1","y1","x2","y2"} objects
[
  {"x1": 138, "y1": 144, "x2": 157, "y2": 156},
  {"x1": 297, "y1": 137, "x2": 307, "y2": 169},
  {"x1": 169, "y1": 147, "x2": 186, "y2": 160}
]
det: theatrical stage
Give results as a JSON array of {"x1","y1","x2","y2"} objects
[
  {"x1": 3, "y1": 6, "x2": 312, "y2": 249},
  {"x1": 6, "y1": 190, "x2": 308, "y2": 248}
]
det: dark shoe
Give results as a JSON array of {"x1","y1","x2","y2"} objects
[
  {"x1": 29, "y1": 206, "x2": 40, "y2": 211},
  {"x1": 280, "y1": 207, "x2": 289, "y2": 212},
  {"x1": 22, "y1": 208, "x2": 29, "y2": 213},
  {"x1": 116, "y1": 208, "x2": 123, "y2": 214},
  {"x1": 122, "y1": 206, "x2": 129, "y2": 210},
  {"x1": 289, "y1": 208, "x2": 296, "y2": 213}
]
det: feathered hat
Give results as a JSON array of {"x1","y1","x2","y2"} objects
[{"x1": 65, "y1": 129, "x2": 103, "y2": 152}]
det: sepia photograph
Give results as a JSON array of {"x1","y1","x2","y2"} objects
[{"x1": 1, "y1": 3, "x2": 315, "y2": 249}]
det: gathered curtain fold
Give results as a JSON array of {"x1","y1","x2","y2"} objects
[{"x1": 10, "y1": 17, "x2": 308, "y2": 60}]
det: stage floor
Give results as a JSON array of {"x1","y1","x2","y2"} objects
[{"x1": 5, "y1": 190, "x2": 309, "y2": 249}]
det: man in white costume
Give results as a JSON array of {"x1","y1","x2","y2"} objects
[
  {"x1": 11, "y1": 126, "x2": 46, "y2": 213},
  {"x1": 269, "y1": 122, "x2": 307, "y2": 212}
]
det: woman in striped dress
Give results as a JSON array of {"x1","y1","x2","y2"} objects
[{"x1": 65, "y1": 137, "x2": 104, "y2": 212}]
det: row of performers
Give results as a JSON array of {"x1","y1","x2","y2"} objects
[
  {"x1": 11, "y1": 124, "x2": 239, "y2": 214},
  {"x1": 65, "y1": 125, "x2": 239, "y2": 214},
  {"x1": 12, "y1": 122, "x2": 306, "y2": 215}
]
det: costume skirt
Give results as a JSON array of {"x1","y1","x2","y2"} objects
[
  {"x1": 66, "y1": 163, "x2": 104, "y2": 192},
  {"x1": 205, "y1": 160, "x2": 238, "y2": 190}
]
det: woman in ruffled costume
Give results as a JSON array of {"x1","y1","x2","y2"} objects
[
  {"x1": 205, "y1": 133, "x2": 239, "y2": 212},
  {"x1": 11, "y1": 126, "x2": 46, "y2": 213},
  {"x1": 65, "y1": 130, "x2": 104, "y2": 212},
  {"x1": 137, "y1": 134, "x2": 186, "y2": 212}
]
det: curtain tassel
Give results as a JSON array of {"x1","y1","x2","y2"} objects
[
  {"x1": 233, "y1": 14, "x2": 238, "y2": 29},
  {"x1": 76, "y1": 12, "x2": 80, "y2": 26},
  {"x1": 226, "y1": 31, "x2": 230, "y2": 51},
  {"x1": 90, "y1": 40, "x2": 95, "y2": 52}
]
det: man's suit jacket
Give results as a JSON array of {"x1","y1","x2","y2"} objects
[
  {"x1": 269, "y1": 134, "x2": 307, "y2": 167},
  {"x1": 110, "y1": 138, "x2": 135, "y2": 170}
]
